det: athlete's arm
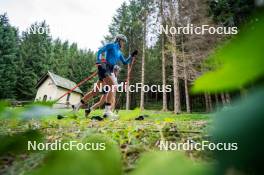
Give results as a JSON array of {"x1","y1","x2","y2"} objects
[
  {"x1": 119, "y1": 53, "x2": 132, "y2": 65},
  {"x1": 119, "y1": 50, "x2": 138, "y2": 65}
]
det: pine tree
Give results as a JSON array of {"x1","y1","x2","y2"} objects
[
  {"x1": 16, "y1": 64, "x2": 38, "y2": 100},
  {"x1": 17, "y1": 21, "x2": 53, "y2": 100},
  {"x1": 0, "y1": 14, "x2": 19, "y2": 99}
]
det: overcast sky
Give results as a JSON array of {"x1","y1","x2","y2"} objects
[{"x1": 0, "y1": 0, "x2": 126, "y2": 51}]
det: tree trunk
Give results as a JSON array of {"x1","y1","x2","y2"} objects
[
  {"x1": 145, "y1": 93, "x2": 148, "y2": 106},
  {"x1": 172, "y1": 36, "x2": 181, "y2": 114},
  {"x1": 140, "y1": 12, "x2": 147, "y2": 111},
  {"x1": 215, "y1": 94, "x2": 219, "y2": 105},
  {"x1": 126, "y1": 64, "x2": 131, "y2": 110},
  {"x1": 170, "y1": 89, "x2": 173, "y2": 110},
  {"x1": 208, "y1": 94, "x2": 213, "y2": 112},
  {"x1": 214, "y1": 94, "x2": 219, "y2": 110},
  {"x1": 225, "y1": 93, "x2": 231, "y2": 104},
  {"x1": 182, "y1": 38, "x2": 190, "y2": 113},
  {"x1": 205, "y1": 93, "x2": 209, "y2": 112},
  {"x1": 221, "y1": 93, "x2": 226, "y2": 105},
  {"x1": 184, "y1": 77, "x2": 190, "y2": 113},
  {"x1": 184, "y1": 79, "x2": 191, "y2": 113},
  {"x1": 161, "y1": 0, "x2": 167, "y2": 111},
  {"x1": 161, "y1": 31, "x2": 167, "y2": 111},
  {"x1": 126, "y1": 45, "x2": 131, "y2": 110}
]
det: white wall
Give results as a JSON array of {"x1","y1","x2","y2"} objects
[{"x1": 35, "y1": 77, "x2": 57, "y2": 101}]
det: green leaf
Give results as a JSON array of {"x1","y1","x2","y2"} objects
[
  {"x1": 130, "y1": 152, "x2": 213, "y2": 175},
  {"x1": 193, "y1": 12, "x2": 264, "y2": 93}
]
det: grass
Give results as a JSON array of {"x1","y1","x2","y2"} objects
[
  {"x1": 0, "y1": 107, "x2": 212, "y2": 174},
  {"x1": 66, "y1": 108, "x2": 211, "y2": 121}
]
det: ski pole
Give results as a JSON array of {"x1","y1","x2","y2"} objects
[
  {"x1": 56, "y1": 71, "x2": 97, "y2": 102},
  {"x1": 114, "y1": 58, "x2": 136, "y2": 113}
]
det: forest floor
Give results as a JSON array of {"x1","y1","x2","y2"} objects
[{"x1": 0, "y1": 108, "x2": 213, "y2": 174}]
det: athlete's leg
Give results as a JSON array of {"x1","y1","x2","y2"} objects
[
  {"x1": 104, "y1": 76, "x2": 115, "y2": 103},
  {"x1": 73, "y1": 80, "x2": 103, "y2": 112},
  {"x1": 92, "y1": 95, "x2": 106, "y2": 110},
  {"x1": 111, "y1": 91, "x2": 116, "y2": 111},
  {"x1": 102, "y1": 75, "x2": 116, "y2": 117},
  {"x1": 85, "y1": 94, "x2": 106, "y2": 117},
  {"x1": 82, "y1": 80, "x2": 103, "y2": 102},
  {"x1": 104, "y1": 76, "x2": 114, "y2": 103}
]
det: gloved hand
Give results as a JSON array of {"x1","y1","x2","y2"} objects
[{"x1": 131, "y1": 50, "x2": 138, "y2": 57}]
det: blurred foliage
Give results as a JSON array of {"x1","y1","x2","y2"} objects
[
  {"x1": 193, "y1": 11, "x2": 264, "y2": 93},
  {"x1": 0, "y1": 101, "x2": 9, "y2": 114},
  {"x1": 29, "y1": 101, "x2": 55, "y2": 107},
  {"x1": 212, "y1": 88, "x2": 264, "y2": 174},
  {"x1": 192, "y1": 8, "x2": 264, "y2": 175},
  {"x1": 0, "y1": 130, "x2": 42, "y2": 156},
  {"x1": 29, "y1": 135, "x2": 122, "y2": 175},
  {"x1": 19, "y1": 105, "x2": 62, "y2": 120},
  {"x1": 130, "y1": 152, "x2": 213, "y2": 175},
  {"x1": 0, "y1": 100, "x2": 66, "y2": 120}
]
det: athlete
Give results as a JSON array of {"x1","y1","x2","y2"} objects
[
  {"x1": 84, "y1": 65, "x2": 121, "y2": 118},
  {"x1": 72, "y1": 34, "x2": 138, "y2": 117}
]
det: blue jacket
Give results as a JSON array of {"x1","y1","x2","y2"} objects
[{"x1": 96, "y1": 42, "x2": 131, "y2": 65}]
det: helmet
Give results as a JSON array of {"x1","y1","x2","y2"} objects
[{"x1": 114, "y1": 34, "x2": 127, "y2": 43}]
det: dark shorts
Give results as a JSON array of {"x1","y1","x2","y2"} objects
[{"x1": 98, "y1": 63, "x2": 114, "y2": 81}]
